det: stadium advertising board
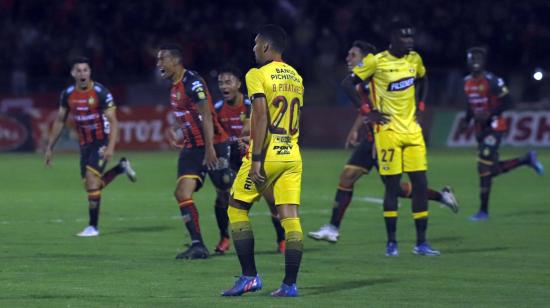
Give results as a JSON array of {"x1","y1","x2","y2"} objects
[{"x1": 446, "y1": 111, "x2": 550, "y2": 147}]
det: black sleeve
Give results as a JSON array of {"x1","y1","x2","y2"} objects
[
  {"x1": 185, "y1": 76, "x2": 209, "y2": 104},
  {"x1": 59, "y1": 89, "x2": 69, "y2": 110},
  {"x1": 97, "y1": 86, "x2": 116, "y2": 111},
  {"x1": 488, "y1": 75, "x2": 512, "y2": 116}
]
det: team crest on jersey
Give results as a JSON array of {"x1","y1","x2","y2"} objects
[
  {"x1": 409, "y1": 67, "x2": 415, "y2": 73},
  {"x1": 176, "y1": 92, "x2": 181, "y2": 100},
  {"x1": 88, "y1": 97, "x2": 95, "y2": 105},
  {"x1": 197, "y1": 91, "x2": 206, "y2": 100},
  {"x1": 240, "y1": 112, "x2": 246, "y2": 122}
]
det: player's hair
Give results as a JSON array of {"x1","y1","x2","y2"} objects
[
  {"x1": 467, "y1": 46, "x2": 487, "y2": 58},
  {"x1": 257, "y1": 24, "x2": 287, "y2": 53},
  {"x1": 352, "y1": 40, "x2": 377, "y2": 55},
  {"x1": 159, "y1": 43, "x2": 183, "y2": 64},
  {"x1": 218, "y1": 64, "x2": 242, "y2": 81},
  {"x1": 70, "y1": 57, "x2": 91, "y2": 69}
]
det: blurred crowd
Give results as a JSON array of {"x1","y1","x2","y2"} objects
[{"x1": 1, "y1": 0, "x2": 549, "y2": 103}]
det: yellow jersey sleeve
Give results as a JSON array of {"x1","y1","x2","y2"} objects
[
  {"x1": 245, "y1": 68, "x2": 266, "y2": 100},
  {"x1": 412, "y1": 53, "x2": 426, "y2": 78},
  {"x1": 352, "y1": 53, "x2": 377, "y2": 81}
]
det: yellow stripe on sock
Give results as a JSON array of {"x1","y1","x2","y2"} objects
[
  {"x1": 383, "y1": 211, "x2": 398, "y2": 217},
  {"x1": 413, "y1": 211, "x2": 429, "y2": 219}
]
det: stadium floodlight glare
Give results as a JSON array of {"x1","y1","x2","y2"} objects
[{"x1": 533, "y1": 68, "x2": 543, "y2": 81}]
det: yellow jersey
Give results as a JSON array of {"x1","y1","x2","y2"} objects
[
  {"x1": 245, "y1": 61, "x2": 304, "y2": 162},
  {"x1": 352, "y1": 51, "x2": 426, "y2": 133}
]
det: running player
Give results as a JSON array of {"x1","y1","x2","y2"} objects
[
  {"x1": 461, "y1": 47, "x2": 544, "y2": 221},
  {"x1": 157, "y1": 44, "x2": 231, "y2": 260},
  {"x1": 309, "y1": 40, "x2": 458, "y2": 243},
  {"x1": 45, "y1": 57, "x2": 137, "y2": 237},
  {"x1": 222, "y1": 25, "x2": 303, "y2": 297},
  {"x1": 343, "y1": 19, "x2": 439, "y2": 256},
  {"x1": 213, "y1": 65, "x2": 285, "y2": 254}
]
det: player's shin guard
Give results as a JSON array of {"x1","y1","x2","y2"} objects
[
  {"x1": 281, "y1": 217, "x2": 303, "y2": 285},
  {"x1": 329, "y1": 186, "x2": 353, "y2": 228},
  {"x1": 410, "y1": 171, "x2": 428, "y2": 245},
  {"x1": 383, "y1": 175, "x2": 401, "y2": 243},
  {"x1": 87, "y1": 189, "x2": 101, "y2": 227},
  {"x1": 413, "y1": 211, "x2": 428, "y2": 245},
  {"x1": 214, "y1": 192, "x2": 230, "y2": 239},
  {"x1": 178, "y1": 199, "x2": 204, "y2": 244},
  {"x1": 228, "y1": 206, "x2": 257, "y2": 276},
  {"x1": 478, "y1": 161, "x2": 493, "y2": 213},
  {"x1": 101, "y1": 164, "x2": 124, "y2": 188}
]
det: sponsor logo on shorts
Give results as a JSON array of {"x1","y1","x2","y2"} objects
[
  {"x1": 273, "y1": 145, "x2": 292, "y2": 155},
  {"x1": 387, "y1": 77, "x2": 415, "y2": 91}
]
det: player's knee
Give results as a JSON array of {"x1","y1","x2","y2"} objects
[
  {"x1": 215, "y1": 190, "x2": 229, "y2": 209},
  {"x1": 227, "y1": 205, "x2": 249, "y2": 224},
  {"x1": 340, "y1": 167, "x2": 362, "y2": 186},
  {"x1": 409, "y1": 171, "x2": 427, "y2": 190}
]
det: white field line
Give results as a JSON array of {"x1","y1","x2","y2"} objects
[{"x1": 0, "y1": 195, "x2": 386, "y2": 225}]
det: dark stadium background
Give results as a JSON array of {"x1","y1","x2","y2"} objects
[{"x1": 1, "y1": 0, "x2": 550, "y2": 150}]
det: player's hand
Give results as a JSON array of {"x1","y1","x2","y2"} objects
[
  {"x1": 345, "y1": 129, "x2": 359, "y2": 149},
  {"x1": 364, "y1": 110, "x2": 390, "y2": 125},
  {"x1": 204, "y1": 145, "x2": 218, "y2": 170},
  {"x1": 237, "y1": 138, "x2": 249, "y2": 153},
  {"x1": 102, "y1": 146, "x2": 114, "y2": 162},
  {"x1": 44, "y1": 146, "x2": 53, "y2": 166},
  {"x1": 249, "y1": 161, "x2": 265, "y2": 185}
]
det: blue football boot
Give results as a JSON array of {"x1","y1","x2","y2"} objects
[
  {"x1": 270, "y1": 283, "x2": 298, "y2": 297},
  {"x1": 221, "y1": 275, "x2": 262, "y2": 296}
]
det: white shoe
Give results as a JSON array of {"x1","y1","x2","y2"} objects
[
  {"x1": 77, "y1": 226, "x2": 99, "y2": 237},
  {"x1": 307, "y1": 224, "x2": 339, "y2": 243},
  {"x1": 440, "y1": 186, "x2": 459, "y2": 213},
  {"x1": 119, "y1": 157, "x2": 137, "y2": 182}
]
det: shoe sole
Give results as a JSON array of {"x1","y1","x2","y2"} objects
[
  {"x1": 443, "y1": 186, "x2": 460, "y2": 213},
  {"x1": 307, "y1": 233, "x2": 338, "y2": 243},
  {"x1": 412, "y1": 249, "x2": 440, "y2": 256}
]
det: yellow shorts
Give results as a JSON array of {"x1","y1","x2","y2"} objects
[
  {"x1": 374, "y1": 130, "x2": 427, "y2": 175},
  {"x1": 231, "y1": 156, "x2": 302, "y2": 206}
]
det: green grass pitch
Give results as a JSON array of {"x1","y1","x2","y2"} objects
[{"x1": 1, "y1": 149, "x2": 549, "y2": 307}]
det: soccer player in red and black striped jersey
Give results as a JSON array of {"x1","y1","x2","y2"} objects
[
  {"x1": 45, "y1": 57, "x2": 137, "y2": 237},
  {"x1": 213, "y1": 65, "x2": 286, "y2": 254},
  {"x1": 461, "y1": 47, "x2": 544, "y2": 221},
  {"x1": 308, "y1": 41, "x2": 459, "y2": 244},
  {"x1": 157, "y1": 44, "x2": 231, "y2": 260}
]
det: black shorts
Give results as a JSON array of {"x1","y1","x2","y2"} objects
[
  {"x1": 476, "y1": 130, "x2": 503, "y2": 162},
  {"x1": 79, "y1": 140, "x2": 108, "y2": 178},
  {"x1": 346, "y1": 139, "x2": 377, "y2": 173},
  {"x1": 229, "y1": 142, "x2": 245, "y2": 172},
  {"x1": 177, "y1": 142, "x2": 231, "y2": 191}
]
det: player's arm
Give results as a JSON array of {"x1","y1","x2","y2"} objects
[
  {"x1": 345, "y1": 113, "x2": 364, "y2": 149},
  {"x1": 44, "y1": 106, "x2": 69, "y2": 166},
  {"x1": 489, "y1": 76, "x2": 512, "y2": 117},
  {"x1": 245, "y1": 69, "x2": 267, "y2": 184},
  {"x1": 196, "y1": 101, "x2": 218, "y2": 170},
  {"x1": 102, "y1": 107, "x2": 118, "y2": 161},
  {"x1": 415, "y1": 76, "x2": 429, "y2": 124},
  {"x1": 249, "y1": 96, "x2": 267, "y2": 184}
]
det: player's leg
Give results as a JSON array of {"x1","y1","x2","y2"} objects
[
  {"x1": 271, "y1": 161, "x2": 303, "y2": 297},
  {"x1": 262, "y1": 186, "x2": 286, "y2": 253},
  {"x1": 174, "y1": 148, "x2": 208, "y2": 259},
  {"x1": 376, "y1": 130, "x2": 402, "y2": 256},
  {"x1": 77, "y1": 143, "x2": 106, "y2": 237},
  {"x1": 471, "y1": 131, "x2": 498, "y2": 220},
  {"x1": 404, "y1": 132, "x2": 439, "y2": 256},
  {"x1": 209, "y1": 143, "x2": 234, "y2": 254},
  {"x1": 308, "y1": 140, "x2": 373, "y2": 242},
  {"x1": 222, "y1": 157, "x2": 264, "y2": 296},
  {"x1": 101, "y1": 157, "x2": 137, "y2": 188},
  {"x1": 397, "y1": 182, "x2": 459, "y2": 213}
]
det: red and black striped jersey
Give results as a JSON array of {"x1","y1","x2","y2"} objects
[
  {"x1": 214, "y1": 95, "x2": 251, "y2": 142},
  {"x1": 170, "y1": 70, "x2": 228, "y2": 148},
  {"x1": 59, "y1": 82, "x2": 115, "y2": 145},
  {"x1": 464, "y1": 71, "x2": 509, "y2": 132}
]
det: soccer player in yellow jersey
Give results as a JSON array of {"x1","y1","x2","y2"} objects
[
  {"x1": 222, "y1": 25, "x2": 303, "y2": 297},
  {"x1": 343, "y1": 19, "x2": 440, "y2": 256}
]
